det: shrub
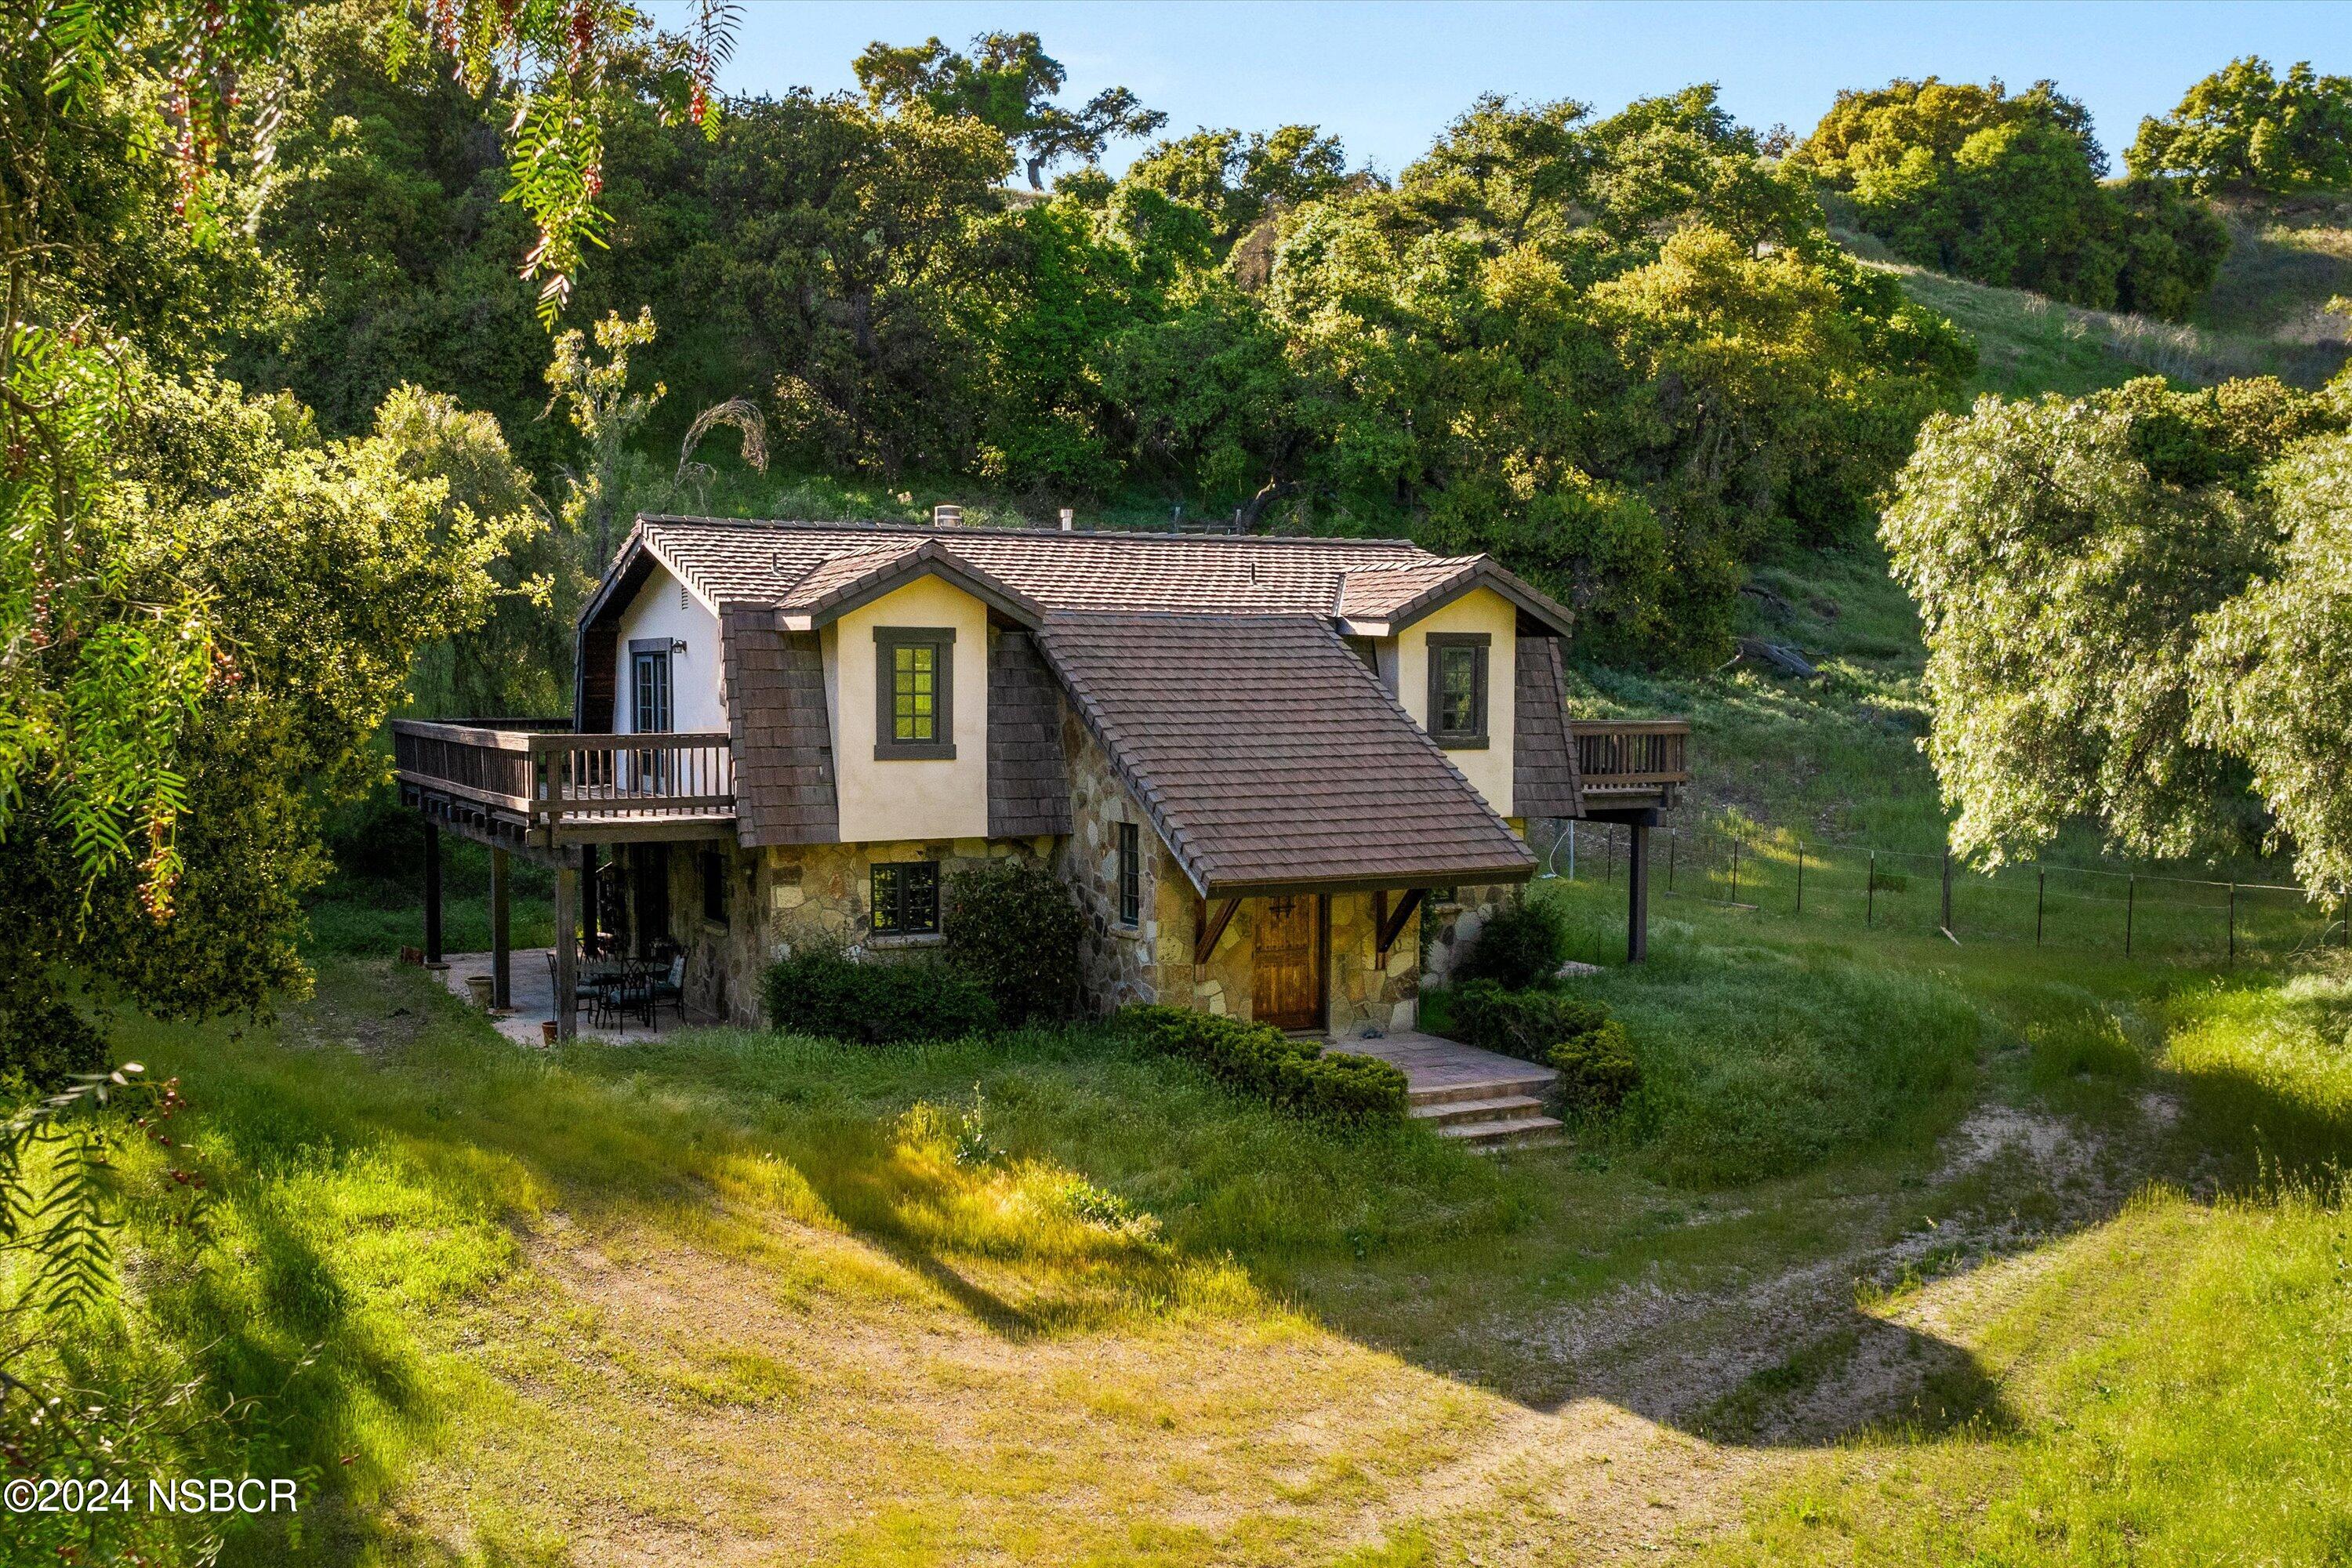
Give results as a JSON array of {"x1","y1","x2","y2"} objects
[
  {"x1": 0, "y1": 992, "x2": 109, "y2": 1099},
  {"x1": 1550, "y1": 1019, "x2": 1640, "y2": 1116},
  {"x1": 762, "y1": 946, "x2": 996, "y2": 1045},
  {"x1": 1448, "y1": 980, "x2": 1608, "y2": 1065},
  {"x1": 944, "y1": 858, "x2": 1084, "y2": 1022},
  {"x1": 1124, "y1": 1005, "x2": 1407, "y2": 1125},
  {"x1": 1454, "y1": 897, "x2": 1569, "y2": 989}
]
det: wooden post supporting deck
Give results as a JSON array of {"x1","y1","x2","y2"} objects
[
  {"x1": 423, "y1": 822, "x2": 445, "y2": 967},
  {"x1": 490, "y1": 848, "x2": 512, "y2": 1010},
  {"x1": 554, "y1": 848, "x2": 581, "y2": 1042},
  {"x1": 1581, "y1": 806, "x2": 1658, "y2": 965}
]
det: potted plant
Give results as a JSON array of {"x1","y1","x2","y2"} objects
[{"x1": 466, "y1": 973, "x2": 495, "y2": 1010}]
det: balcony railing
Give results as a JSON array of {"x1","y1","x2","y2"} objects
[
  {"x1": 1570, "y1": 717, "x2": 1691, "y2": 799},
  {"x1": 391, "y1": 720, "x2": 735, "y2": 844}
]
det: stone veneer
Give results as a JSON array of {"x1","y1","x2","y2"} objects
[
  {"x1": 1419, "y1": 879, "x2": 1524, "y2": 989},
  {"x1": 657, "y1": 834, "x2": 1051, "y2": 1027},
  {"x1": 1059, "y1": 711, "x2": 1419, "y2": 1033},
  {"x1": 640, "y1": 701, "x2": 1457, "y2": 1033}
]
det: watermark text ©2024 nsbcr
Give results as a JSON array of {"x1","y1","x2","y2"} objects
[{"x1": 5, "y1": 1475, "x2": 303, "y2": 1515}]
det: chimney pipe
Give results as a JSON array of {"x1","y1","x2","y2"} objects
[
  {"x1": 931, "y1": 503, "x2": 963, "y2": 528},
  {"x1": 1058, "y1": 507, "x2": 1074, "y2": 532}
]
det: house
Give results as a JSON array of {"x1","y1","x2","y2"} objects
[{"x1": 392, "y1": 514, "x2": 1690, "y2": 1038}]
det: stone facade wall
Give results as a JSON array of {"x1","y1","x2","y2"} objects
[
  {"x1": 1061, "y1": 712, "x2": 1192, "y2": 1014},
  {"x1": 1328, "y1": 891, "x2": 1420, "y2": 1038},
  {"x1": 1420, "y1": 880, "x2": 1525, "y2": 989},
  {"x1": 654, "y1": 834, "x2": 1051, "y2": 1028}
]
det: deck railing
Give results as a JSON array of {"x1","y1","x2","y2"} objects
[
  {"x1": 1570, "y1": 717, "x2": 1692, "y2": 797},
  {"x1": 391, "y1": 720, "x2": 735, "y2": 841}
]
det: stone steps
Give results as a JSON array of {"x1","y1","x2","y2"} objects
[
  {"x1": 1408, "y1": 1086, "x2": 1564, "y2": 1149},
  {"x1": 1341, "y1": 1031, "x2": 1567, "y2": 1152}
]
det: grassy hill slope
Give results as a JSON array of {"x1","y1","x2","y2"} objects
[{"x1": 1835, "y1": 190, "x2": 2352, "y2": 401}]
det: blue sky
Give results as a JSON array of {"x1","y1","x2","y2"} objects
[{"x1": 650, "y1": 1, "x2": 2348, "y2": 178}]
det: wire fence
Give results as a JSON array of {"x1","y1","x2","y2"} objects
[{"x1": 1541, "y1": 817, "x2": 2347, "y2": 965}]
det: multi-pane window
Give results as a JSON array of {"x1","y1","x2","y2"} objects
[
  {"x1": 1116, "y1": 822, "x2": 1141, "y2": 927},
  {"x1": 870, "y1": 861, "x2": 941, "y2": 937},
  {"x1": 1425, "y1": 633, "x2": 1490, "y2": 748},
  {"x1": 873, "y1": 628, "x2": 956, "y2": 758},
  {"x1": 630, "y1": 644, "x2": 673, "y2": 733}
]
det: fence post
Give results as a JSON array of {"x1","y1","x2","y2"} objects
[
  {"x1": 1940, "y1": 847, "x2": 1953, "y2": 936},
  {"x1": 1867, "y1": 851, "x2": 1876, "y2": 927},
  {"x1": 2126, "y1": 874, "x2": 2136, "y2": 957},
  {"x1": 1795, "y1": 840, "x2": 1805, "y2": 915},
  {"x1": 2036, "y1": 867, "x2": 2045, "y2": 946},
  {"x1": 1730, "y1": 832, "x2": 1740, "y2": 904},
  {"x1": 2228, "y1": 880, "x2": 2237, "y2": 966}
]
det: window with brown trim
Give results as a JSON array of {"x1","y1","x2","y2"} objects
[
  {"x1": 874, "y1": 626, "x2": 956, "y2": 759},
  {"x1": 1425, "y1": 633, "x2": 1490, "y2": 748}
]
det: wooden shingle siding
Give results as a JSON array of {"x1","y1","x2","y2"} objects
[
  {"x1": 1512, "y1": 635, "x2": 1584, "y2": 819},
  {"x1": 720, "y1": 608, "x2": 839, "y2": 846},
  {"x1": 988, "y1": 629, "x2": 1073, "y2": 837}
]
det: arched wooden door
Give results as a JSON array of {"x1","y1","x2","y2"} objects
[{"x1": 1252, "y1": 895, "x2": 1326, "y2": 1032}]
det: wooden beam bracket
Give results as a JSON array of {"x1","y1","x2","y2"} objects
[
  {"x1": 1195, "y1": 897, "x2": 1241, "y2": 967},
  {"x1": 1374, "y1": 888, "x2": 1425, "y2": 967}
]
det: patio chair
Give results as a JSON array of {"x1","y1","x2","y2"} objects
[
  {"x1": 648, "y1": 952, "x2": 686, "y2": 1028},
  {"x1": 605, "y1": 958, "x2": 655, "y2": 1033},
  {"x1": 547, "y1": 949, "x2": 606, "y2": 1029}
]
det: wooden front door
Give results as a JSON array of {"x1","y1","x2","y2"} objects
[{"x1": 1253, "y1": 895, "x2": 1324, "y2": 1031}]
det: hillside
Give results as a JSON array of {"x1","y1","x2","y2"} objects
[{"x1": 1833, "y1": 190, "x2": 2352, "y2": 401}]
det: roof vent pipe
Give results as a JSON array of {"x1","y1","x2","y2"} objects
[
  {"x1": 932, "y1": 503, "x2": 963, "y2": 528},
  {"x1": 1059, "y1": 507, "x2": 1074, "y2": 532}
]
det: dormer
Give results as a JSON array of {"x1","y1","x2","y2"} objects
[{"x1": 1336, "y1": 557, "x2": 1578, "y2": 820}]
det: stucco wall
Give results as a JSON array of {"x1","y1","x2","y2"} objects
[
  {"x1": 1393, "y1": 586, "x2": 1518, "y2": 818},
  {"x1": 612, "y1": 563, "x2": 725, "y2": 735},
  {"x1": 822, "y1": 576, "x2": 991, "y2": 843}
]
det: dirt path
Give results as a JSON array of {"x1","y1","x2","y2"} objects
[{"x1": 373, "y1": 1084, "x2": 2161, "y2": 1566}]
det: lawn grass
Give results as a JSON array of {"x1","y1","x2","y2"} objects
[
  {"x1": 13, "y1": 876, "x2": 2352, "y2": 1563},
  {"x1": 1700, "y1": 956, "x2": 2352, "y2": 1568}
]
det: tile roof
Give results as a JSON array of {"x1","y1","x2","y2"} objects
[
  {"x1": 1334, "y1": 558, "x2": 1484, "y2": 618},
  {"x1": 635, "y1": 515, "x2": 1440, "y2": 617},
  {"x1": 1033, "y1": 612, "x2": 1537, "y2": 897}
]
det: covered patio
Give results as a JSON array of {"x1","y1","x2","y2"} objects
[
  {"x1": 392, "y1": 717, "x2": 737, "y2": 1040},
  {"x1": 431, "y1": 949, "x2": 688, "y2": 1046}
]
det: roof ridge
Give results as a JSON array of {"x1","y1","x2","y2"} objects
[{"x1": 637, "y1": 513, "x2": 1431, "y2": 552}]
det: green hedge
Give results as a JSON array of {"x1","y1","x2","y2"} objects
[
  {"x1": 1449, "y1": 980, "x2": 1642, "y2": 1116},
  {"x1": 1550, "y1": 1018, "x2": 1639, "y2": 1115},
  {"x1": 1449, "y1": 980, "x2": 1608, "y2": 1065},
  {"x1": 1454, "y1": 898, "x2": 1570, "y2": 989},
  {"x1": 762, "y1": 947, "x2": 996, "y2": 1045},
  {"x1": 944, "y1": 858, "x2": 1084, "y2": 1023},
  {"x1": 1124, "y1": 1006, "x2": 1408, "y2": 1125}
]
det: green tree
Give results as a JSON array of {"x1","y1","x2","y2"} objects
[
  {"x1": 1122, "y1": 125, "x2": 1354, "y2": 248},
  {"x1": 1883, "y1": 375, "x2": 2351, "y2": 877},
  {"x1": 1792, "y1": 77, "x2": 2227, "y2": 319},
  {"x1": 854, "y1": 31, "x2": 1165, "y2": 190},
  {"x1": 2129, "y1": 57, "x2": 2352, "y2": 194}
]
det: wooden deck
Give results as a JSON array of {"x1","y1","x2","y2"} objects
[
  {"x1": 1570, "y1": 717, "x2": 1689, "y2": 811},
  {"x1": 392, "y1": 719, "x2": 735, "y2": 854}
]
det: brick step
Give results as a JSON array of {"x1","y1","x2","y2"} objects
[
  {"x1": 1436, "y1": 1113, "x2": 1566, "y2": 1149},
  {"x1": 1410, "y1": 1094, "x2": 1550, "y2": 1127},
  {"x1": 1409, "y1": 1076, "x2": 1555, "y2": 1109}
]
